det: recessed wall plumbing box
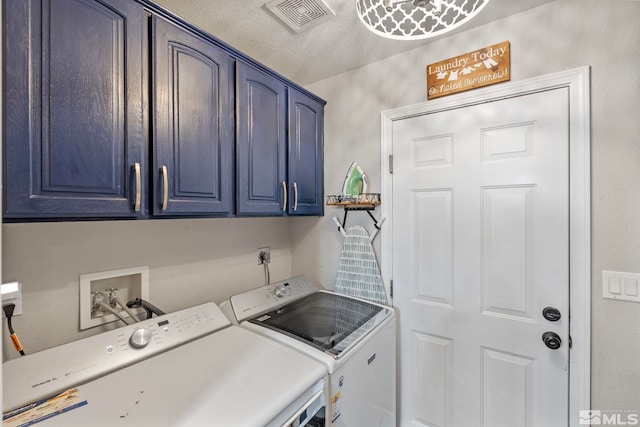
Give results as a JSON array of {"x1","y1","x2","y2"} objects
[
  {"x1": 258, "y1": 247, "x2": 271, "y2": 265},
  {"x1": 80, "y1": 266, "x2": 149, "y2": 330}
]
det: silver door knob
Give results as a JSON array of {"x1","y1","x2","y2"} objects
[
  {"x1": 542, "y1": 331, "x2": 562, "y2": 350},
  {"x1": 542, "y1": 306, "x2": 561, "y2": 322}
]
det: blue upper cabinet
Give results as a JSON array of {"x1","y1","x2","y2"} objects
[
  {"x1": 3, "y1": 0, "x2": 146, "y2": 219},
  {"x1": 236, "y1": 62, "x2": 325, "y2": 216},
  {"x1": 3, "y1": 0, "x2": 323, "y2": 221},
  {"x1": 151, "y1": 16, "x2": 233, "y2": 216},
  {"x1": 236, "y1": 62, "x2": 288, "y2": 215},
  {"x1": 287, "y1": 89, "x2": 324, "y2": 216}
]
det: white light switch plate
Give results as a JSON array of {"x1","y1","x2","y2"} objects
[{"x1": 602, "y1": 271, "x2": 640, "y2": 303}]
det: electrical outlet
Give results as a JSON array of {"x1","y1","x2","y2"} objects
[
  {"x1": 80, "y1": 266, "x2": 149, "y2": 330},
  {"x1": 1, "y1": 282, "x2": 23, "y2": 316},
  {"x1": 258, "y1": 247, "x2": 271, "y2": 265}
]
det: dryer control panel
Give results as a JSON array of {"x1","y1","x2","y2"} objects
[
  {"x1": 3, "y1": 302, "x2": 230, "y2": 412},
  {"x1": 228, "y1": 275, "x2": 318, "y2": 322}
]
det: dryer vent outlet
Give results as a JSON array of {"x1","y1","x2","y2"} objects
[{"x1": 265, "y1": 0, "x2": 335, "y2": 33}]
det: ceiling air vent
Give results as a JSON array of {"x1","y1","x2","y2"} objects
[{"x1": 265, "y1": 0, "x2": 336, "y2": 33}]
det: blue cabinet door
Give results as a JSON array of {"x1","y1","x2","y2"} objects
[
  {"x1": 151, "y1": 17, "x2": 233, "y2": 216},
  {"x1": 236, "y1": 62, "x2": 287, "y2": 215},
  {"x1": 3, "y1": 0, "x2": 146, "y2": 219},
  {"x1": 287, "y1": 89, "x2": 325, "y2": 216}
]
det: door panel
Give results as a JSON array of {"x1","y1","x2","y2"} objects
[
  {"x1": 413, "y1": 332, "x2": 454, "y2": 426},
  {"x1": 393, "y1": 89, "x2": 569, "y2": 427},
  {"x1": 482, "y1": 348, "x2": 534, "y2": 427},
  {"x1": 152, "y1": 16, "x2": 233, "y2": 216},
  {"x1": 414, "y1": 190, "x2": 453, "y2": 305},
  {"x1": 482, "y1": 186, "x2": 534, "y2": 317}
]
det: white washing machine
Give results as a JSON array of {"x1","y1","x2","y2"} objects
[
  {"x1": 3, "y1": 302, "x2": 327, "y2": 427},
  {"x1": 221, "y1": 275, "x2": 396, "y2": 427}
]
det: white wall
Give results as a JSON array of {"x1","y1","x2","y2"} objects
[
  {"x1": 2, "y1": 217, "x2": 292, "y2": 359},
  {"x1": 293, "y1": 0, "x2": 640, "y2": 411}
]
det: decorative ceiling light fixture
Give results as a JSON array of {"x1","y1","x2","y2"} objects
[{"x1": 356, "y1": 0, "x2": 491, "y2": 40}]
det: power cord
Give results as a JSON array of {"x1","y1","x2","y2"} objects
[
  {"x1": 259, "y1": 251, "x2": 270, "y2": 286},
  {"x1": 126, "y1": 298, "x2": 166, "y2": 319},
  {"x1": 263, "y1": 262, "x2": 270, "y2": 286},
  {"x1": 3, "y1": 303, "x2": 26, "y2": 356}
]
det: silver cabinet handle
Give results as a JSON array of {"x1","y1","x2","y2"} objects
[
  {"x1": 293, "y1": 182, "x2": 298, "y2": 211},
  {"x1": 161, "y1": 165, "x2": 169, "y2": 210},
  {"x1": 133, "y1": 163, "x2": 141, "y2": 212},
  {"x1": 281, "y1": 181, "x2": 287, "y2": 212}
]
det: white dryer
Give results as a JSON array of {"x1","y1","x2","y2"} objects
[
  {"x1": 221, "y1": 275, "x2": 396, "y2": 427},
  {"x1": 3, "y1": 302, "x2": 327, "y2": 427}
]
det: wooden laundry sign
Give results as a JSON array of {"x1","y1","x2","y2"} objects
[{"x1": 426, "y1": 41, "x2": 510, "y2": 100}]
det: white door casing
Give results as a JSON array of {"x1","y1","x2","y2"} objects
[{"x1": 380, "y1": 67, "x2": 590, "y2": 427}]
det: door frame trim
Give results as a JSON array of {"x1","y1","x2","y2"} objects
[{"x1": 380, "y1": 66, "x2": 591, "y2": 426}]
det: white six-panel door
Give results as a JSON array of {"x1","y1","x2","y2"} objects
[{"x1": 392, "y1": 88, "x2": 570, "y2": 427}]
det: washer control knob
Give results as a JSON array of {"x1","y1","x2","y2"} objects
[
  {"x1": 273, "y1": 284, "x2": 287, "y2": 298},
  {"x1": 129, "y1": 328, "x2": 153, "y2": 349}
]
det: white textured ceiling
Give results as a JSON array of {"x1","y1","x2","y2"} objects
[{"x1": 152, "y1": 0, "x2": 554, "y2": 86}]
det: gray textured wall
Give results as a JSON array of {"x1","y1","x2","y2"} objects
[{"x1": 296, "y1": 0, "x2": 640, "y2": 411}]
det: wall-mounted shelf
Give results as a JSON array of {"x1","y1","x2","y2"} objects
[
  {"x1": 327, "y1": 202, "x2": 380, "y2": 210},
  {"x1": 326, "y1": 193, "x2": 380, "y2": 206},
  {"x1": 327, "y1": 194, "x2": 385, "y2": 241}
]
